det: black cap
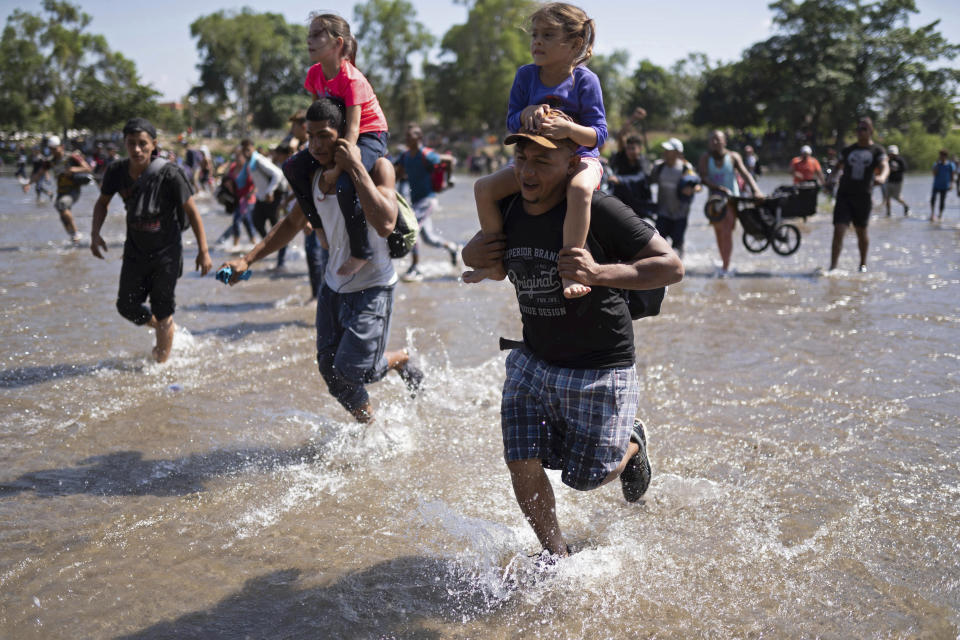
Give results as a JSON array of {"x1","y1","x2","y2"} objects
[{"x1": 122, "y1": 118, "x2": 157, "y2": 139}]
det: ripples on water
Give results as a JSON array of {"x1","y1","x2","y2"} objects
[{"x1": 0, "y1": 174, "x2": 958, "y2": 638}]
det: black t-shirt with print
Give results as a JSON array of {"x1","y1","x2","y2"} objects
[
  {"x1": 502, "y1": 192, "x2": 655, "y2": 369},
  {"x1": 101, "y1": 158, "x2": 194, "y2": 255},
  {"x1": 888, "y1": 156, "x2": 907, "y2": 183},
  {"x1": 837, "y1": 143, "x2": 886, "y2": 196}
]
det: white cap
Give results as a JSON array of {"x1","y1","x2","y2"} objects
[
  {"x1": 887, "y1": 145, "x2": 899, "y2": 155},
  {"x1": 800, "y1": 145, "x2": 812, "y2": 155},
  {"x1": 661, "y1": 137, "x2": 684, "y2": 153},
  {"x1": 47, "y1": 135, "x2": 61, "y2": 148}
]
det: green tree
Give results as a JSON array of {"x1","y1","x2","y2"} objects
[
  {"x1": 734, "y1": 0, "x2": 959, "y2": 144},
  {"x1": 0, "y1": 1, "x2": 158, "y2": 134},
  {"x1": 0, "y1": 12, "x2": 50, "y2": 129},
  {"x1": 587, "y1": 49, "x2": 631, "y2": 133},
  {"x1": 669, "y1": 53, "x2": 710, "y2": 131},
  {"x1": 191, "y1": 9, "x2": 306, "y2": 135},
  {"x1": 426, "y1": 0, "x2": 535, "y2": 133},
  {"x1": 627, "y1": 59, "x2": 683, "y2": 131},
  {"x1": 353, "y1": 0, "x2": 435, "y2": 130},
  {"x1": 72, "y1": 51, "x2": 160, "y2": 132},
  {"x1": 692, "y1": 60, "x2": 764, "y2": 130}
]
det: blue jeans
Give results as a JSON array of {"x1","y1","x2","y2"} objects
[
  {"x1": 283, "y1": 132, "x2": 388, "y2": 261},
  {"x1": 304, "y1": 229, "x2": 328, "y2": 298},
  {"x1": 217, "y1": 197, "x2": 254, "y2": 244},
  {"x1": 655, "y1": 215, "x2": 689, "y2": 251},
  {"x1": 315, "y1": 283, "x2": 394, "y2": 412},
  {"x1": 337, "y1": 131, "x2": 388, "y2": 260}
]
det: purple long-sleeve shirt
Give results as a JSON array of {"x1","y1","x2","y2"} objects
[{"x1": 507, "y1": 64, "x2": 608, "y2": 159}]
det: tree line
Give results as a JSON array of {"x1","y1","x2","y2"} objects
[{"x1": 2, "y1": 0, "x2": 957, "y2": 161}]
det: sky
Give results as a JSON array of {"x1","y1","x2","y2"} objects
[{"x1": 2, "y1": 0, "x2": 958, "y2": 101}]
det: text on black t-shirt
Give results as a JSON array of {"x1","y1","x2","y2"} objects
[
  {"x1": 502, "y1": 192, "x2": 655, "y2": 369},
  {"x1": 101, "y1": 158, "x2": 194, "y2": 255}
]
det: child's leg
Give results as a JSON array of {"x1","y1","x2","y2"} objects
[
  {"x1": 462, "y1": 166, "x2": 519, "y2": 283},
  {"x1": 282, "y1": 148, "x2": 321, "y2": 222},
  {"x1": 336, "y1": 132, "x2": 387, "y2": 276},
  {"x1": 560, "y1": 160, "x2": 601, "y2": 299}
]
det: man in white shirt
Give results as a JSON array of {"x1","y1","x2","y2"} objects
[
  {"x1": 220, "y1": 98, "x2": 423, "y2": 423},
  {"x1": 238, "y1": 139, "x2": 288, "y2": 270}
]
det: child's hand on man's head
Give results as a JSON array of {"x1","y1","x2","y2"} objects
[
  {"x1": 538, "y1": 114, "x2": 571, "y2": 139},
  {"x1": 521, "y1": 104, "x2": 551, "y2": 132}
]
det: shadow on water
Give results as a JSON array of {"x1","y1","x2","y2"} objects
[
  {"x1": 116, "y1": 559, "x2": 508, "y2": 639},
  {"x1": 682, "y1": 267, "x2": 821, "y2": 280},
  {"x1": 0, "y1": 241, "x2": 125, "y2": 253},
  {"x1": 0, "y1": 358, "x2": 145, "y2": 389},
  {"x1": 0, "y1": 443, "x2": 324, "y2": 498},
  {"x1": 189, "y1": 320, "x2": 314, "y2": 341},
  {"x1": 180, "y1": 301, "x2": 281, "y2": 313},
  {"x1": 267, "y1": 269, "x2": 308, "y2": 280}
]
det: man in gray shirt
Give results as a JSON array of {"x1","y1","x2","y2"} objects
[{"x1": 650, "y1": 138, "x2": 700, "y2": 257}]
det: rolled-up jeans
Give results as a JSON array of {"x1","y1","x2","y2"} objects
[{"x1": 315, "y1": 283, "x2": 394, "y2": 412}]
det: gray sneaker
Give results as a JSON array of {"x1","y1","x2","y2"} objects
[
  {"x1": 397, "y1": 362, "x2": 424, "y2": 398},
  {"x1": 620, "y1": 419, "x2": 651, "y2": 502}
]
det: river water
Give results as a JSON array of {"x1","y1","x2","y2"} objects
[{"x1": 1, "y1": 172, "x2": 958, "y2": 639}]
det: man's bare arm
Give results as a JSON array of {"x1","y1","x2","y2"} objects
[
  {"x1": 558, "y1": 234, "x2": 684, "y2": 291},
  {"x1": 336, "y1": 141, "x2": 398, "y2": 237}
]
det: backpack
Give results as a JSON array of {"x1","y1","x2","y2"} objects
[
  {"x1": 214, "y1": 175, "x2": 238, "y2": 213},
  {"x1": 386, "y1": 193, "x2": 419, "y2": 258},
  {"x1": 120, "y1": 157, "x2": 190, "y2": 232},
  {"x1": 503, "y1": 193, "x2": 666, "y2": 320},
  {"x1": 412, "y1": 147, "x2": 452, "y2": 193}
]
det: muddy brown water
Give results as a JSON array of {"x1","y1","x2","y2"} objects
[{"x1": 1, "y1": 173, "x2": 958, "y2": 638}]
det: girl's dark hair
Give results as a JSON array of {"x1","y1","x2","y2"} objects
[
  {"x1": 308, "y1": 13, "x2": 358, "y2": 66},
  {"x1": 527, "y1": 3, "x2": 595, "y2": 66},
  {"x1": 306, "y1": 97, "x2": 346, "y2": 135}
]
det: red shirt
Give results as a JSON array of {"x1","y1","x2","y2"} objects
[
  {"x1": 790, "y1": 156, "x2": 822, "y2": 183},
  {"x1": 304, "y1": 60, "x2": 388, "y2": 134}
]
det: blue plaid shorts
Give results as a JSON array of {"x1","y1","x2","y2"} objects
[{"x1": 501, "y1": 348, "x2": 640, "y2": 491}]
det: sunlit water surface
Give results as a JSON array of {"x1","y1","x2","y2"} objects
[{"x1": 1, "y1": 173, "x2": 958, "y2": 639}]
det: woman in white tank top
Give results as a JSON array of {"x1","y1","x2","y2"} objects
[{"x1": 698, "y1": 130, "x2": 763, "y2": 276}]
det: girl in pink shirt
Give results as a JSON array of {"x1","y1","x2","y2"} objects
[{"x1": 287, "y1": 13, "x2": 390, "y2": 277}]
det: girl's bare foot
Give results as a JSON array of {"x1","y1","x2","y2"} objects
[
  {"x1": 461, "y1": 264, "x2": 506, "y2": 283},
  {"x1": 336, "y1": 256, "x2": 368, "y2": 276},
  {"x1": 562, "y1": 278, "x2": 591, "y2": 299},
  {"x1": 153, "y1": 317, "x2": 175, "y2": 363}
]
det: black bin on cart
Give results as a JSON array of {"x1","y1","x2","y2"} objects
[{"x1": 772, "y1": 183, "x2": 819, "y2": 220}]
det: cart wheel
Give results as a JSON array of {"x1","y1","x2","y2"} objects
[
  {"x1": 772, "y1": 223, "x2": 801, "y2": 256},
  {"x1": 742, "y1": 230, "x2": 769, "y2": 253}
]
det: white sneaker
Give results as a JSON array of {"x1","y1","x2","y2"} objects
[{"x1": 71, "y1": 232, "x2": 84, "y2": 245}]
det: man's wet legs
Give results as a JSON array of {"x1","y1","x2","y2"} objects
[{"x1": 507, "y1": 459, "x2": 567, "y2": 556}]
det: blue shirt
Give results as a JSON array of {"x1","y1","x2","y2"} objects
[
  {"x1": 507, "y1": 64, "x2": 607, "y2": 159},
  {"x1": 400, "y1": 146, "x2": 441, "y2": 204},
  {"x1": 933, "y1": 161, "x2": 956, "y2": 190}
]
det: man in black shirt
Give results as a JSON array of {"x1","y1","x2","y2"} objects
[
  {"x1": 606, "y1": 135, "x2": 654, "y2": 218},
  {"x1": 883, "y1": 145, "x2": 909, "y2": 217},
  {"x1": 90, "y1": 118, "x2": 213, "y2": 363},
  {"x1": 829, "y1": 117, "x2": 889, "y2": 272},
  {"x1": 462, "y1": 129, "x2": 683, "y2": 559}
]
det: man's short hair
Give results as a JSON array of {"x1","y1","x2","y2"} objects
[
  {"x1": 625, "y1": 135, "x2": 643, "y2": 146},
  {"x1": 240, "y1": 138, "x2": 253, "y2": 149},
  {"x1": 122, "y1": 118, "x2": 157, "y2": 140},
  {"x1": 306, "y1": 98, "x2": 346, "y2": 136}
]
